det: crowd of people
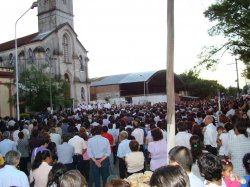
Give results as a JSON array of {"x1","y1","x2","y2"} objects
[{"x1": 0, "y1": 97, "x2": 250, "y2": 187}]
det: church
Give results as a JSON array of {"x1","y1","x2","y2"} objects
[{"x1": 0, "y1": 0, "x2": 90, "y2": 115}]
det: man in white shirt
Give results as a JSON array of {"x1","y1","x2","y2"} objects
[
  {"x1": 0, "y1": 131, "x2": 17, "y2": 157},
  {"x1": 169, "y1": 146, "x2": 204, "y2": 187},
  {"x1": 175, "y1": 121, "x2": 192, "y2": 149},
  {"x1": 203, "y1": 115, "x2": 218, "y2": 155},
  {"x1": 117, "y1": 131, "x2": 131, "y2": 179},
  {"x1": 68, "y1": 132, "x2": 87, "y2": 178},
  {"x1": 131, "y1": 118, "x2": 144, "y2": 151},
  {"x1": 0, "y1": 150, "x2": 29, "y2": 187}
]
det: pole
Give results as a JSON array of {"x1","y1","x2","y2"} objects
[
  {"x1": 49, "y1": 62, "x2": 53, "y2": 114},
  {"x1": 166, "y1": 0, "x2": 175, "y2": 154},
  {"x1": 235, "y1": 59, "x2": 240, "y2": 98},
  {"x1": 15, "y1": 3, "x2": 37, "y2": 120}
]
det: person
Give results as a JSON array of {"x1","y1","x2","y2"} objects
[
  {"x1": 189, "y1": 135, "x2": 204, "y2": 181},
  {"x1": 16, "y1": 131, "x2": 30, "y2": 175},
  {"x1": 0, "y1": 131, "x2": 17, "y2": 157},
  {"x1": 131, "y1": 118, "x2": 144, "y2": 152},
  {"x1": 198, "y1": 153, "x2": 226, "y2": 187},
  {"x1": 31, "y1": 136, "x2": 50, "y2": 162},
  {"x1": 175, "y1": 121, "x2": 192, "y2": 149},
  {"x1": 221, "y1": 159, "x2": 241, "y2": 187},
  {"x1": 150, "y1": 165, "x2": 190, "y2": 187},
  {"x1": 101, "y1": 126, "x2": 115, "y2": 175},
  {"x1": 87, "y1": 126, "x2": 111, "y2": 187},
  {"x1": 47, "y1": 162, "x2": 67, "y2": 187},
  {"x1": 117, "y1": 131, "x2": 131, "y2": 179},
  {"x1": 242, "y1": 153, "x2": 250, "y2": 187},
  {"x1": 105, "y1": 178, "x2": 130, "y2": 187},
  {"x1": 68, "y1": 131, "x2": 87, "y2": 177},
  {"x1": 125, "y1": 140, "x2": 145, "y2": 176},
  {"x1": 148, "y1": 128, "x2": 167, "y2": 171},
  {"x1": 203, "y1": 115, "x2": 218, "y2": 155},
  {"x1": 49, "y1": 127, "x2": 61, "y2": 146},
  {"x1": 29, "y1": 150, "x2": 53, "y2": 187},
  {"x1": 0, "y1": 150, "x2": 29, "y2": 187},
  {"x1": 228, "y1": 119, "x2": 250, "y2": 177},
  {"x1": 169, "y1": 146, "x2": 204, "y2": 187},
  {"x1": 57, "y1": 134, "x2": 74, "y2": 170},
  {"x1": 59, "y1": 169, "x2": 87, "y2": 187}
]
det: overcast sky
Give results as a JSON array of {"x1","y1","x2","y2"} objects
[{"x1": 0, "y1": 0, "x2": 246, "y2": 88}]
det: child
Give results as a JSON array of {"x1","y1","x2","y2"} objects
[
  {"x1": 221, "y1": 159, "x2": 241, "y2": 187},
  {"x1": 242, "y1": 153, "x2": 250, "y2": 187}
]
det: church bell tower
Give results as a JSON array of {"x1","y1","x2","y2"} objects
[{"x1": 37, "y1": 0, "x2": 74, "y2": 33}]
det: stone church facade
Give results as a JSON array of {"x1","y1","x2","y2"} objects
[{"x1": 0, "y1": 0, "x2": 90, "y2": 112}]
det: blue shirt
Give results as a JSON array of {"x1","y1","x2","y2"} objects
[
  {"x1": 0, "y1": 165, "x2": 29, "y2": 187},
  {"x1": 87, "y1": 135, "x2": 111, "y2": 159},
  {"x1": 57, "y1": 142, "x2": 74, "y2": 164},
  {"x1": 117, "y1": 139, "x2": 131, "y2": 158},
  {"x1": 241, "y1": 176, "x2": 250, "y2": 187},
  {"x1": 0, "y1": 139, "x2": 17, "y2": 157}
]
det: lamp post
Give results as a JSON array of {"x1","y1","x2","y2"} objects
[
  {"x1": 139, "y1": 74, "x2": 146, "y2": 98},
  {"x1": 15, "y1": 1, "x2": 38, "y2": 120}
]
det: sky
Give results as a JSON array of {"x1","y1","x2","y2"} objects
[{"x1": 0, "y1": 0, "x2": 247, "y2": 88}]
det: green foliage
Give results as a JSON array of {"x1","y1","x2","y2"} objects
[
  {"x1": 20, "y1": 113, "x2": 30, "y2": 119},
  {"x1": 197, "y1": 0, "x2": 250, "y2": 75},
  {"x1": 178, "y1": 70, "x2": 225, "y2": 98},
  {"x1": 224, "y1": 86, "x2": 241, "y2": 97},
  {"x1": 18, "y1": 66, "x2": 71, "y2": 112}
]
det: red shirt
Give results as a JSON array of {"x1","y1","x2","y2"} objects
[{"x1": 101, "y1": 132, "x2": 113, "y2": 152}]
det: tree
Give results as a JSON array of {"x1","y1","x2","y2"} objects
[
  {"x1": 178, "y1": 70, "x2": 225, "y2": 98},
  {"x1": 197, "y1": 0, "x2": 250, "y2": 77},
  {"x1": 19, "y1": 66, "x2": 72, "y2": 112}
]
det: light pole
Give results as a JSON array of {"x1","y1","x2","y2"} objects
[
  {"x1": 139, "y1": 74, "x2": 146, "y2": 98},
  {"x1": 15, "y1": 1, "x2": 38, "y2": 120},
  {"x1": 45, "y1": 50, "x2": 53, "y2": 114}
]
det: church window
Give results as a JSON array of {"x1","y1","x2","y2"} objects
[
  {"x1": 62, "y1": 34, "x2": 70, "y2": 63},
  {"x1": 28, "y1": 48, "x2": 35, "y2": 64},
  {"x1": 45, "y1": 48, "x2": 51, "y2": 64},
  {"x1": 79, "y1": 55, "x2": 84, "y2": 71},
  {"x1": 9, "y1": 53, "x2": 14, "y2": 66},
  {"x1": 81, "y1": 87, "x2": 85, "y2": 100}
]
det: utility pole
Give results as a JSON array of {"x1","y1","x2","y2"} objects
[
  {"x1": 166, "y1": 0, "x2": 175, "y2": 154},
  {"x1": 235, "y1": 59, "x2": 240, "y2": 98}
]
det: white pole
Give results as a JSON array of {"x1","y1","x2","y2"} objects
[
  {"x1": 166, "y1": 0, "x2": 175, "y2": 154},
  {"x1": 14, "y1": 2, "x2": 38, "y2": 120}
]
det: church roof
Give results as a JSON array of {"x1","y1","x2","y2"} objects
[
  {"x1": 0, "y1": 23, "x2": 87, "y2": 53},
  {"x1": 0, "y1": 32, "x2": 39, "y2": 52},
  {"x1": 91, "y1": 70, "x2": 159, "y2": 86}
]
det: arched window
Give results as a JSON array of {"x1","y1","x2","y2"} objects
[
  {"x1": 28, "y1": 48, "x2": 35, "y2": 64},
  {"x1": 45, "y1": 48, "x2": 51, "y2": 64},
  {"x1": 79, "y1": 55, "x2": 84, "y2": 71},
  {"x1": 64, "y1": 73, "x2": 70, "y2": 82},
  {"x1": 81, "y1": 87, "x2": 85, "y2": 100},
  {"x1": 62, "y1": 34, "x2": 70, "y2": 63},
  {"x1": 9, "y1": 53, "x2": 14, "y2": 66}
]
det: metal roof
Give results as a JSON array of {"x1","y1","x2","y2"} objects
[{"x1": 91, "y1": 70, "x2": 160, "y2": 86}]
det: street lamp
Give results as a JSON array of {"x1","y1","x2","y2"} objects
[
  {"x1": 139, "y1": 74, "x2": 146, "y2": 98},
  {"x1": 15, "y1": 1, "x2": 38, "y2": 120}
]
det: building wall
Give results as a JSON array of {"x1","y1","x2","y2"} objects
[
  {"x1": 90, "y1": 85, "x2": 120, "y2": 100},
  {"x1": 0, "y1": 68, "x2": 14, "y2": 117}
]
